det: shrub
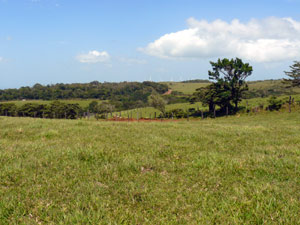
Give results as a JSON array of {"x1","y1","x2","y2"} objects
[{"x1": 268, "y1": 96, "x2": 283, "y2": 111}]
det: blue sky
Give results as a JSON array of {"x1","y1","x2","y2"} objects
[{"x1": 1, "y1": 0, "x2": 300, "y2": 88}]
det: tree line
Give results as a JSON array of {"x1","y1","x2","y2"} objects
[
  {"x1": 0, "y1": 81, "x2": 168, "y2": 111},
  {"x1": 0, "y1": 101, "x2": 83, "y2": 119},
  {"x1": 1, "y1": 58, "x2": 299, "y2": 120}
]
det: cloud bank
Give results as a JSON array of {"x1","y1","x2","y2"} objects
[
  {"x1": 77, "y1": 50, "x2": 110, "y2": 63},
  {"x1": 141, "y1": 17, "x2": 300, "y2": 62}
]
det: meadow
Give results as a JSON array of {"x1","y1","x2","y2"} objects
[
  {"x1": 117, "y1": 94, "x2": 300, "y2": 119},
  {"x1": 162, "y1": 82, "x2": 209, "y2": 95},
  {"x1": 163, "y1": 80, "x2": 300, "y2": 95},
  {"x1": 0, "y1": 113, "x2": 299, "y2": 224}
]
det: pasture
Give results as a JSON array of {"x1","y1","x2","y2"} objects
[
  {"x1": 119, "y1": 94, "x2": 300, "y2": 119},
  {"x1": 0, "y1": 113, "x2": 299, "y2": 224},
  {"x1": 162, "y1": 80, "x2": 300, "y2": 95}
]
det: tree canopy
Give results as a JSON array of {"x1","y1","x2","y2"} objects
[
  {"x1": 194, "y1": 58, "x2": 252, "y2": 115},
  {"x1": 0, "y1": 81, "x2": 168, "y2": 111},
  {"x1": 284, "y1": 61, "x2": 300, "y2": 87},
  {"x1": 208, "y1": 58, "x2": 253, "y2": 110}
]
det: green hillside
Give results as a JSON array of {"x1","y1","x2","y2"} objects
[{"x1": 163, "y1": 79, "x2": 300, "y2": 96}]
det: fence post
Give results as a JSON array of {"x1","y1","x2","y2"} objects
[
  {"x1": 154, "y1": 112, "x2": 156, "y2": 119},
  {"x1": 201, "y1": 110, "x2": 204, "y2": 119},
  {"x1": 289, "y1": 96, "x2": 292, "y2": 113},
  {"x1": 137, "y1": 112, "x2": 139, "y2": 122},
  {"x1": 213, "y1": 105, "x2": 216, "y2": 118},
  {"x1": 226, "y1": 106, "x2": 228, "y2": 117}
]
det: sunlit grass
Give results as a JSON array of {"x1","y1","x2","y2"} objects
[{"x1": 0, "y1": 113, "x2": 299, "y2": 224}]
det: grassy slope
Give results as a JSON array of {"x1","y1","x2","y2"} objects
[
  {"x1": 162, "y1": 82, "x2": 209, "y2": 94},
  {"x1": 0, "y1": 114, "x2": 299, "y2": 224},
  {"x1": 164, "y1": 80, "x2": 300, "y2": 95},
  {"x1": 118, "y1": 94, "x2": 300, "y2": 119}
]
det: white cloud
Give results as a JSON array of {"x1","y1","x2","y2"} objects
[
  {"x1": 141, "y1": 17, "x2": 300, "y2": 63},
  {"x1": 76, "y1": 50, "x2": 110, "y2": 64},
  {"x1": 0, "y1": 57, "x2": 3, "y2": 62}
]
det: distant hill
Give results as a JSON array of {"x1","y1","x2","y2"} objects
[
  {"x1": 163, "y1": 79, "x2": 300, "y2": 97},
  {"x1": 0, "y1": 81, "x2": 168, "y2": 110},
  {"x1": 1, "y1": 79, "x2": 299, "y2": 108},
  {"x1": 181, "y1": 79, "x2": 210, "y2": 83}
]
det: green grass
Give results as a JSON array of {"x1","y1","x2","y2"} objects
[
  {"x1": 119, "y1": 102, "x2": 204, "y2": 118},
  {"x1": 164, "y1": 80, "x2": 300, "y2": 95},
  {"x1": 0, "y1": 113, "x2": 300, "y2": 224},
  {"x1": 163, "y1": 82, "x2": 209, "y2": 94},
  {"x1": 116, "y1": 94, "x2": 300, "y2": 118}
]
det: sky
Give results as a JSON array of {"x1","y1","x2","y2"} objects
[{"x1": 1, "y1": 0, "x2": 300, "y2": 88}]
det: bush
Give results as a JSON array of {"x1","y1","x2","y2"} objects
[
  {"x1": 268, "y1": 96, "x2": 283, "y2": 111},
  {"x1": 165, "y1": 109, "x2": 186, "y2": 118}
]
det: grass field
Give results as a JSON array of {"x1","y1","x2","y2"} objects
[
  {"x1": 162, "y1": 82, "x2": 209, "y2": 95},
  {"x1": 0, "y1": 113, "x2": 300, "y2": 224},
  {"x1": 163, "y1": 80, "x2": 300, "y2": 95},
  {"x1": 116, "y1": 94, "x2": 300, "y2": 119}
]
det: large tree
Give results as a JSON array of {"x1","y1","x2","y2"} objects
[
  {"x1": 194, "y1": 80, "x2": 231, "y2": 114},
  {"x1": 149, "y1": 93, "x2": 166, "y2": 115},
  {"x1": 284, "y1": 61, "x2": 300, "y2": 87},
  {"x1": 208, "y1": 58, "x2": 253, "y2": 111}
]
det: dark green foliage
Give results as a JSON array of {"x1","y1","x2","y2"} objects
[
  {"x1": 0, "y1": 101, "x2": 84, "y2": 119},
  {"x1": 164, "y1": 108, "x2": 209, "y2": 119},
  {"x1": 283, "y1": 61, "x2": 300, "y2": 87},
  {"x1": 18, "y1": 103, "x2": 48, "y2": 117},
  {"x1": 164, "y1": 109, "x2": 186, "y2": 118},
  {"x1": 162, "y1": 94, "x2": 188, "y2": 104},
  {"x1": 193, "y1": 80, "x2": 232, "y2": 114},
  {"x1": 0, "y1": 103, "x2": 17, "y2": 116},
  {"x1": 48, "y1": 101, "x2": 82, "y2": 119},
  {"x1": 88, "y1": 101, "x2": 99, "y2": 113},
  {"x1": 267, "y1": 96, "x2": 283, "y2": 111},
  {"x1": 208, "y1": 58, "x2": 252, "y2": 110},
  {"x1": 193, "y1": 58, "x2": 252, "y2": 116},
  {"x1": 0, "y1": 81, "x2": 168, "y2": 111},
  {"x1": 181, "y1": 79, "x2": 210, "y2": 83}
]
